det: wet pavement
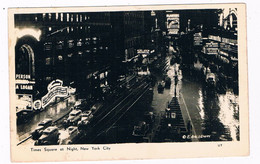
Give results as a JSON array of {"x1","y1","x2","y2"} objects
[
  {"x1": 96, "y1": 51, "x2": 239, "y2": 143},
  {"x1": 17, "y1": 95, "x2": 76, "y2": 141},
  {"x1": 17, "y1": 49, "x2": 239, "y2": 144}
]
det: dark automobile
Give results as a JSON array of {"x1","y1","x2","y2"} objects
[
  {"x1": 206, "y1": 73, "x2": 216, "y2": 88},
  {"x1": 31, "y1": 119, "x2": 53, "y2": 140},
  {"x1": 34, "y1": 126, "x2": 60, "y2": 145},
  {"x1": 78, "y1": 111, "x2": 93, "y2": 125},
  {"x1": 59, "y1": 126, "x2": 80, "y2": 145},
  {"x1": 157, "y1": 82, "x2": 164, "y2": 93},
  {"x1": 165, "y1": 77, "x2": 171, "y2": 88},
  {"x1": 64, "y1": 110, "x2": 82, "y2": 126},
  {"x1": 132, "y1": 121, "x2": 149, "y2": 137}
]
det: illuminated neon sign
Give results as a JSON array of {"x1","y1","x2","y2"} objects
[{"x1": 41, "y1": 79, "x2": 68, "y2": 108}]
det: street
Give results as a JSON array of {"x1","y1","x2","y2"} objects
[
  {"x1": 17, "y1": 95, "x2": 76, "y2": 141},
  {"x1": 14, "y1": 9, "x2": 240, "y2": 145},
  {"x1": 89, "y1": 48, "x2": 239, "y2": 143}
]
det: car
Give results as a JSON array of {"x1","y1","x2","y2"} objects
[
  {"x1": 64, "y1": 110, "x2": 82, "y2": 126},
  {"x1": 206, "y1": 73, "x2": 216, "y2": 88},
  {"x1": 31, "y1": 118, "x2": 53, "y2": 140},
  {"x1": 34, "y1": 126, "x2": 60, "y2": 145},
  {"x1": 90, "y1": 105, "x2": 98, "y2": 113},
  {"x1": 74, "y1": 99, "x2": 88, "y2": 110},
  {"x1": 165, "y1": 77, "x2": 171, "y2": 88},
  {"x1": 78, "y1": 111, "x2": 93, "y2": 125},
  {"x1": 59, "y1": 126, "x2": 80, "y2": 145},
  {"x1": 157, "y1": 82, "x2": 164, "y2": 93},
  {"x1": 132, "y1": 121, "x2": 149, "y2": 137}
]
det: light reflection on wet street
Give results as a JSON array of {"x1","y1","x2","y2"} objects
[
  {"x1": 17, "y1": 95, "x2": 76, "y2": 141},
  {"x1": 17, "y1": 54, "x2": 239, "y2": 143},
  {"x1": 103, "y1": 53, "x2": 239, "y2": 142}
]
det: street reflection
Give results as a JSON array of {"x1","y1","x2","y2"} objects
[{"x1": 17, "y1": 95, "x2": 76, "y2": 141}]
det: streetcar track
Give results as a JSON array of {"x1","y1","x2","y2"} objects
[{"x1": 90, "y1": 83, "x2": 150, "y2": 142}]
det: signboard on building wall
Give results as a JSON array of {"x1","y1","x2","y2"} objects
[
  {"x1": 194, "y1": 32, "x2": 202, "y2": 46},
  {"x1": 204, "y1": 42, "x2": 219, "y2": 55},
  {"x1": 16, "y1": 94, "x2": 33, "y2": 113},
  {"x1": 137, "y1": 49, "x2": 150, "y2": 58},
  {"x1": 166, "y1": 14, "x2": 179, "y2": 35},
  {"x1": 41, "y1": 79, "x2": 69, "y2": 108},
  {"x1": 208, "y1": 35, "x2": 221, "y2": 42},
  {"x1": 168, "y1": 29, "x2": 179, "y2": 35},
  {"x1": 15, "y1": 74, "x2": 35, "y2": 94}
]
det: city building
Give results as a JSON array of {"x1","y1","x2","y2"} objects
[{"x1": 15, "y1": 12, "x2": 113, "y2": 107}]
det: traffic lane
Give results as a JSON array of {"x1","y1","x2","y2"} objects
[
  {"x1": 151, "y1": 82, "x2": 172, "y2": 113},
  {"x1": 150, "y1": 58, "x2": 180, "y2": 114},
  {"x1": 17, "y1": 95, "x2": 76, "y2": 141},
  {"x1": 153, "y1": 53, "x2": 203, "y2": 140},
  {"x1": 181, "y1": 73, "x2": 239, "y2": 141},
  {"x1": 201, "y1": 90, "x2": 237, "y2": 141},
  {"x1": 217, "y1": 92, "x2": 239, "y2": 141},
  {"x1": 179, "y1": 77, "x2": 203, "y2": 137}
]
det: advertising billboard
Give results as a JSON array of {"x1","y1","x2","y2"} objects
[{"x1": 166, "y1": 14, "x2": 179, "y2": 35}]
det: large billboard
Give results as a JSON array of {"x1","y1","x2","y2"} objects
[{"x1": 166, "y1": 14, "x2": 180, "y2": 35}]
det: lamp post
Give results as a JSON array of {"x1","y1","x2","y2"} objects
[{"x1": 174, "y1": 73, "x2": 178, "y2": 97}]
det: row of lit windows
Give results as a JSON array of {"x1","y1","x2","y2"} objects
[
  {"x1": 45, "y1": 48, "x2": 110, "y2": 65},
  {"x1": 47, "y1": 26, "x2": 91, "y2": 32},
  {"x1": 124, "y1": 12, "x2": 144, "y2": 19},
  {"x1": 39, "y1": 13, "x2": 91, "y2": 22},
  {"x1": 44, "y1": 39, "x2": 109, "y2": 52},
  {"x1": 46, "y1": 24, "x2": 111, "y2": 35},
  {"x1": 38, "y1": 12, "x2": 111, "y2": 23}
]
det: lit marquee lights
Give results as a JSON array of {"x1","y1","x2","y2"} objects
[{"x1": 15, "y1": 28, "x2": 42, "y2": 42}]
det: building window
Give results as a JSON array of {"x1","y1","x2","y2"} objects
[
  {"x1": 42, "y1": 13, "x2": 46, "y2": 20},
  {"x1": 61, "y1": 13, "x2": 63, "y2": 22},
  {"x1": 56, "y1": 13, "x2": 58, "y2": 21},
  {"x1": 71, "y1": 15, "x2": 73, "y2": 22},
  {"x1": 68, "y1": 53, "x2": 73, "y2": 57},
  {"x1": 46, "y1": 77, "x2": 52, "y2": 81},
  {"x1": 48, "y1": 27, "x2": 52, "y2": 32},
  {"x1": 48, "y1": 13, "x2": 52, "y2": 20},
  {"x1": 68, "y1": 40, "x2": 74, "y2": 48},
  {"x1": 80, "y1": 14, "x2": 82, "y2": 22},
  {"x1": 76, "y1": 14, "x2": 79, "y2": 22},
  {"x1": 67, "y1": 13, "x2": 69, "y2": 22},
  {"x1": 77, "y1": 40, "x2": 82, "y2": 47},
  {"x1": 46, "y1": 58, "x2": 51, "y2": 65},
  {"x1": 58, "y1": 55, "x2": 63, "y2": 61},
  {"x1": 44, "y1": 42, "x2": 52, "y2": 51}
]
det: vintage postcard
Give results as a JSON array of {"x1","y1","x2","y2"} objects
[{"x1": 9, "y1": 3, "x2": 249, "y2": 162}]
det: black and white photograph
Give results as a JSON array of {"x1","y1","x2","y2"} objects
[{"x1": 8, "y1": 3, "x2": 249, "y2": 162}]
